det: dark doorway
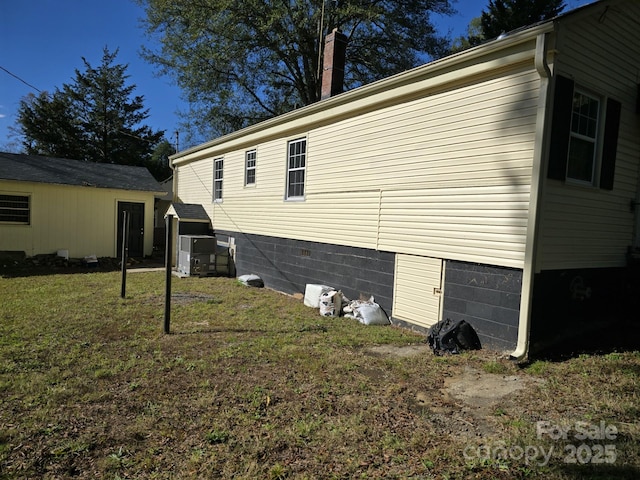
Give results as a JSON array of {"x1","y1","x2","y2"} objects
[{"x1": 117, "y1": 202, "x2": 145, "y2": 258}]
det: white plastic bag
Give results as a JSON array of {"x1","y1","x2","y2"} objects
[
  {"x1": 238, "y1": 274, "x2": 264, "y2": 287},
  {"x1": 319, "y1": 290, "x2": 343, "y2": 317},
  {"x1": 344, "y1": 297, "x2": 389, "y2": 325}
]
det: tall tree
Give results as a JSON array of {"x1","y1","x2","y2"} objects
[
  {"x1": 450, "y1": 0, "x2": 566, "y2": 53},
  {"x1": 481, "y1": 0, "x2": 566, "y2": 40},
  {"x1": 18, "y1": 90, "x2": 86, "y2": 160},
  {"x1": 146, "y1": 139, "x2": 175, "y2": 181},
  {"x1": 137, "y1": 0, "x2": 454, "y2": 138},
  {"x1": 449, "y1": 16, "x2": 484, "y2": 53},
  {"x1": 17, "y1": 47, "x2": 164, "y2": 166}
]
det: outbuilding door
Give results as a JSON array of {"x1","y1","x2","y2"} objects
[
  {"x1": 117, "y1": 202, "x2": 145, "y2": 258},
  {"x1": 392, "y1": 254, "x2": 443, "y2": 329}
]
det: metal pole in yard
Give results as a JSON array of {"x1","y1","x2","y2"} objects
[
  {"x1": 164, "y1": 214, "x2": 173, "y2": 334},
  {"x1": 120, "y1": 210, "x2": 129, "y2": 299}
]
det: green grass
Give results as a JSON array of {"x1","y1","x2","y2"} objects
[{"x1": 0, "y1": 270, "x2": 638, "y2": 479}]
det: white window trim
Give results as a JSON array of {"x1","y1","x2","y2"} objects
[
  {"x1": 0, "y1": 193, "x2": 31, "y2": 225},
  {"x1": 213, "y1": 157, "x2": 224, "y2": 203},
  {"x1": 566, "y1": 88, "x2": 603, "y2": 187},
  {"x1": 285, "y1": 137, "x2": 307, "y2": 201},
  {"x1": 245, "y1": 149, "x2": 256, "y2": 187}
]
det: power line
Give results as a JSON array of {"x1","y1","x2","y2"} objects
[{"x1": 0, "y1": 65, "x2": 42, "y2": 93}]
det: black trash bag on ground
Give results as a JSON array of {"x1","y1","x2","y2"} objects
[{"x1": 427, "y1": 318, "x2": 481, "y2": 355}]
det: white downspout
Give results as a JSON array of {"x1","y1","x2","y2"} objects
[{"x1": 511, "y1": 32, "x2": 553, "y2": 362}]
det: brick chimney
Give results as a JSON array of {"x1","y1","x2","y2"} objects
[{"x1": 321, "y1": 28, "x2": 348, "y2": 100}]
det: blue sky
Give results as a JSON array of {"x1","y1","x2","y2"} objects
[{"x1": 0, "y1": 0, "x2": 594, "y2": 153}]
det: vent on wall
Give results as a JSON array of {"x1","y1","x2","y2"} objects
[{"x1": 300, "y1": 249, "x2": 311, "y2": 257}]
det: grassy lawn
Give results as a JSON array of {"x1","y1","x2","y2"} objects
[{"x1": 0, "y1": 270, "x2": 638, "y2": 479}]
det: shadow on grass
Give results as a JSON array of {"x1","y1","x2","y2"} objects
[
  {"x1": 165, "y1": 322, "x2": 329, "y2": 336},
  {"x1": 0, "y1": 255, "x2": 165, "y2": 278},
  {"x1": 167, "y1": 327, "x2": 292, "y2": 336},
  {"x1": 530, "y1": 309, "x2": 640, "y2": 363},
  {"x1": 1, "y1": 265, "x2": 120, "y2": 278},
  {"x1": 556, "y1": 464, "x2": 640, "y2": 480}
]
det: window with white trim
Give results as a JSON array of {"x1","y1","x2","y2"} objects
[
  {"x1": 245, "y1": 149, "x2": 256, "y2": 186},
  {"x1": 286, "y1": 138, "x2": 306, "y2": 199},
  {"x1": 213, "y1": 157, "x2": 223, "y2": 202},
  {"x1": 0, "y1": 194, "x2": 30, "y2": 224},
  {"x1": 567, "y1": 90, "x2": 600, "y2": 184},
  {"x1": 548, "y1": 75, "x2": 621, "y2": 191}
]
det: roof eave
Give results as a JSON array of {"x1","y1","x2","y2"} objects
[{"x1": 170, "y1": 20, "x2": 555, "y2": 166}]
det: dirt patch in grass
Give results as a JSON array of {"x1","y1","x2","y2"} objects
[
  {"x1": 1, "y1": 272, "x2": 639, "y2": 479},
  {"x1": 369, "y1": 347, "x2": 546, "y2": 437},
  {"x1": 143, "y1": 292, "x2": 219, "y2": 306},
  {"x1": 367, "y1": 344, "x2": 431, "y2": 358},
  {"x1": 444, "y1": 365, "x2": 544, "y2": 410},
  {"x1": 436, "y1": 366, "x2": 546, "y2": 439}
]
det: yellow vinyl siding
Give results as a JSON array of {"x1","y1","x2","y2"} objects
[
  {"x1": 310, "y1": 68, "x2": 539, "y2": 192},
  {"x1": 177, "y1": 159, "x2": 214, "y2": 204},
  {"x1": 379, "y1": 185, "x2": 530, "y2": 268},
  {"x1": 0, "y1": 180, "x2": 155, "y2": 258},
  {"x1": 541, "y1": 189, "x2": 634, "y2": 268},
  {"x1": 176, "y1": 57, "x2": 540, "y2": 269},
  {"x1": 539, "y1": 3, "x2": 640, "y2": 270},
  {"x1": 211, "y1": 191, "x2": 382, "y2": 250},
  {"x1": 393, "y1": 254, "x2": 443, "y2": 328}
]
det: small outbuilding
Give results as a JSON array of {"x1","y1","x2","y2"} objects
[{"x1": 0, "y1": 152, "x2": 166, "y2": 260}]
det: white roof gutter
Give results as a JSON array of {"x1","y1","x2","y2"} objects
[{"x1": 170, "y1": 22, "x2": 554, "y2": 167}]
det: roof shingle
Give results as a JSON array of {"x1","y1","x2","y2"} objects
[{"x1": 0, "y1": 152, "x2": 166, "y2": 193}]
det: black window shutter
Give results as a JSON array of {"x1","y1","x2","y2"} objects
[
  {"x1": 600, "y1": 98, "x2": 621, "y2": 190},
  {"x1": 548, "y1": 75, "x2": 575, "y2": 180}
]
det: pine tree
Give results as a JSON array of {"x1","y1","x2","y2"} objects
[
  {"x1": 19, "y1": 90, "x2": 85, "y2": 160},
  {"x1": 146, "y1": 140, "x2": 175, "y2": 181},
  {"x1": 449, "y1": 0, "x2": 566, "y2": 54},
  {"x1": 17, "y1": 47, "x2": 164, "y2": 166},
  {"x1": 481, "y1": 0, "x2": 566, "y2": 40}
]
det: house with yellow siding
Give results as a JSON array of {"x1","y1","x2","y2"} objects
[
  {"x1": 0, "y1": 152, "x2": 165, "y2": 260},
  {"x1": 169, "y1": 0, "x2": 640, "y2": 359}
]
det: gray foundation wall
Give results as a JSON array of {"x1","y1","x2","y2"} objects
[
  {"x1": 218, "y1": 231, "x2": 395, "y2": 314},
  {"x1": 530, "y1": 267, "x2": 634, "y2": 354},
  {"x1": 218, "y1": 231, "x2": 523, "y2": 351},
  {"x1": 442, "y1": 260, "x2": 522, "y2": 351}
]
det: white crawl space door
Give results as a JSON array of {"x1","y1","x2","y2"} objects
[{"x1": 392, "y1": 254, "x2": 443, "y2": 329}]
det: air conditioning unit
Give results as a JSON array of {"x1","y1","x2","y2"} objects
[{"x1": 178, "y1": 235, "x2": 217, "y2": 277}]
